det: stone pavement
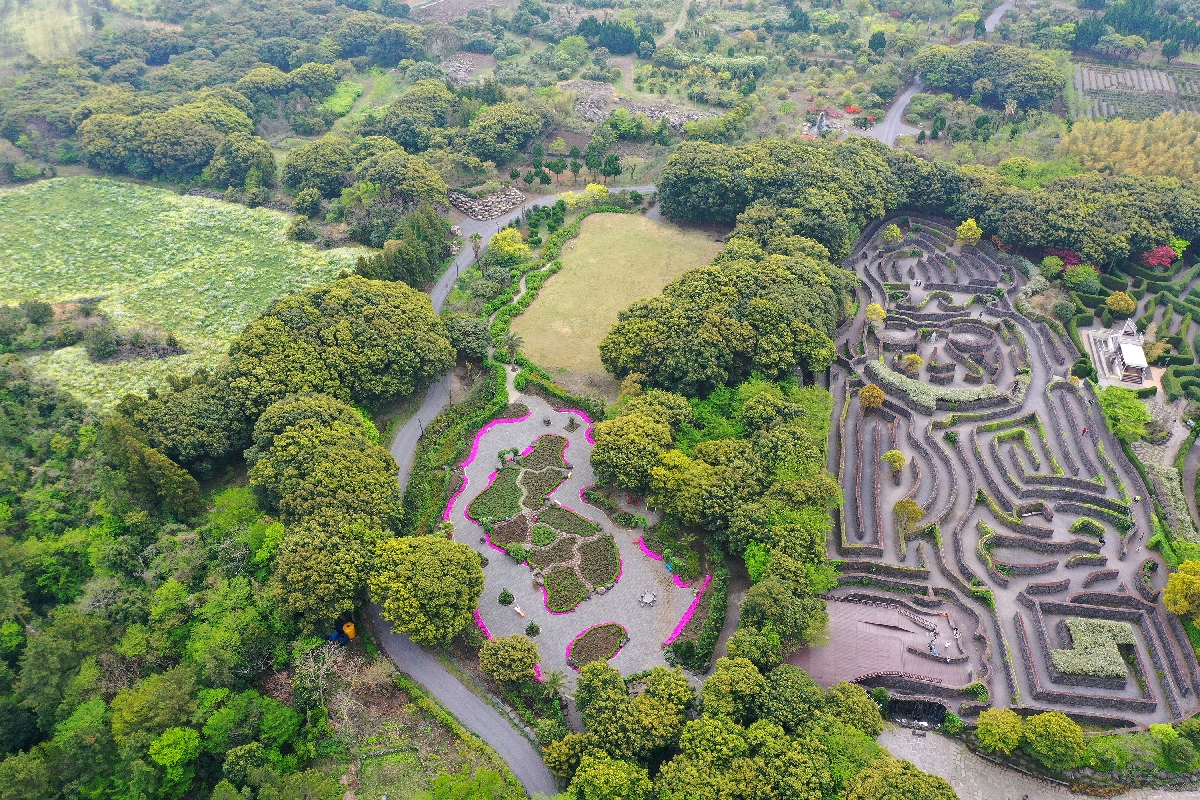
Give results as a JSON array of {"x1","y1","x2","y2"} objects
[{"x1": 445, "y1": 394, "x2": 699, "y2": 686}]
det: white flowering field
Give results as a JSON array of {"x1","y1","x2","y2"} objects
[{"x1": 0, "y1": 177, "x2": 360, "y2": 407}]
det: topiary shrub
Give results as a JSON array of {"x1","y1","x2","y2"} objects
[{"x1": 499, "y1": 588, "x2": 514, "y2": 605}]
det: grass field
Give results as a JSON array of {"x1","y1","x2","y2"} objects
[
  {"x1": 0, "y1": 177, "x2": 359, "y2": 407},
  {"x1": 510, "y1": 213, "x2": 721, "y2": 397},
  {"x1": 0, "y1": 0, "x2": 92, "y2": 64}
]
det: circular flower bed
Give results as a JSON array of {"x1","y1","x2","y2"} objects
[{"x1": 567, "y1": 623, "x2": 627, "y2": 669}]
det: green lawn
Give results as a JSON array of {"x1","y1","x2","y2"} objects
[
  {"x1": 510, "y1": 212, "x2": 721, "y2": 394},
  {"x1": 0, "y1": 177, "x2": 360, "y2": 406}
]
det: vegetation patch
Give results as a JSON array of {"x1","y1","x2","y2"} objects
[
  {"x1": 467, "y1": 467, "x2": 523, "y2": 523},
  {"x1": 489, "y1": 514, "x2": 531, "y2": 548},
  {"x1": 519, "y1": 467, "x2": 566, "y2": 510},
  {"x1": 530, "y1": 523, "x2": 559, "y2": 547},
  {"x1": 567, "y1": 623, "x2": 627, "y2": 668},
  {"x1": 578, "y1": 535, "x2": 621, "y2": 587},
  {"x1": 522, "y1": 434, "x2": 569, "y2": 469},
  {"x1": 538, "y1": 505, "x2": 599, "y2": 536},
  {"x1": 509, "y1": 213, "x2": 721, "y2": 389},
  {"x1": 0, "y1": 178, "x2": 357, "y2": 407},
  {"x1": 544, "y1": 566, "x2": 587, "y2": 612},
  {"x1": 1051, "y1": 618, "x2": 1136, "y2": 678},
  {"x1": 527, "y1": 535, "x2": 578, "y2": 571}
]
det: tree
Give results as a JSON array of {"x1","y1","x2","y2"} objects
[
  {"x1": 1165, "y1": 560, "x2": 1200, "y2": 618},
  {"x1": 208, "y1": 132, "x2": 276, "y2": 188},
  {"x1": 1022, "y1": 711, "x2": 1085, "y2": 771},
  {"x1": 445, "y1": 315, "x2": 491, "y2": 361},
  {"x1": 869, "y1": 30, "x2": 887, "y2": 53},
  {"x1": 956, "y1": 217, "x2": 983, "y2": 247},
  {"x1": 1097, "y1": 386, "x2": 1151, "y2": 442},
  {"x1": 727, "y1": 626, "x2": 783, "y2": 673},
  {"x1": 469, "y1": 231, "x2": 483, "y2": 260},
  {"x1": 859, "y1": 384, "x2": 885, "y2": 409},
  {"x1": 865, "y1": 303, "x2": 886, "y2": 324},
  {"x1": 976, "y1": 707, "x2": 1024, "y2": 754},
  {"x1": 1143, "y1": 245, "x2": 1178, "y2": 269},
  {"x1": 601, "y1": 153, "x2": 621, "y2": 184},
  {"x1": 882, "y1": 449, "x2": 906, "y2": 473},
  {"x1": 148, "y1": 727, "x2": 201, "y2": 800},
  {"x1": 501, "y1": 332, "x2": 523, "y2": 361},
  {"x1": 371, "y1": 536, "x2": 485, "y2": 645},
  {"x1": 701, "y1": 657, "x2": 767, "y2": 724},
  {"x1": 281, "y1": 136, "x2": 352, "y2": 197},
  {"x1": 138, "y1": 112, "x2": 223, "y2": 177},
  {"x1": 464, "y1": 102, "x2": 545, "y2": 164},
  {"x1": 590, "y1": 414, "x2": 672, "y2": 491},
  {"x1": 568, "y1": 752, "x2": 652, "y2": 800},
  {"x1": 110, "y1": 666, "x2": 198, "y2": 755},
  {"x1": 762, "y1": 664, "x2": 824, "y2": 732},
  {"x1": 901, "y1": 353, "x2": 924, "y2": 376},
  {"x1": 480, "y1": 634, "x2": 541, "y2": 685},
  {"x1": 844, "y1": 756, "x2": 957, "y2": 800},
  {"x1": 272, "y1": 519, "x2": 387, "y2": 629},
  {"x1": 1105, "y1": 291, "x2": 1136, "y2": 318},
  {"x1": 487, "y1": 228, "x2": 531, "y2": 268},
  {"x1": 541, "y1": 669, "x2": 568, "y2": 700},
  {"x1": 825, "y1": 680, "x2": 883, "y2": 737},
  {"x1": 1164, "y1": 40, "x2": 1182, "y2": 64},
  {"x1": 893, "y1": 498, "x2": 926, "y2": 534}
]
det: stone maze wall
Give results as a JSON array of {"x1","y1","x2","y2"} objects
[{"x1": 828, "y1": 217, "x2": 1200, "y2": 729}]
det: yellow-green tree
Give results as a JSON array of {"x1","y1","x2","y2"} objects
[
  {"x1": 865, "y1": 303, "x2": 887, "y2": 324},
  {"x1": 976, "y1": 707, "x2": 1023, "y2": 754},
  {"x1": 1105, "y1": 291, "x2": 1137, "y2": 318},
  {"x1": 1165, "y1": 560, "x2": 1200, "y2": 618},
  {"x1": 371, "y1": 536, "x2": 484, "y2": 645},
  {"x1": 956, "y1": 218, "x2": 983, "y2": 247},
  {"x1": 860, "y1": 384, "x2": 885, "y2": 409},
  {"x1": 487, "y1": 227, "x2": 532, "y2": 268},
  {"x1": 480, "y1": 634, "x2": 541, "y2": 685},
  {"x1": 1022, "y1": 711, "x2": 1085, "y2": 771},
  {"x1": 882, "y1": 449, "x2": 906, "y2": 473},
  {"x1": 893, "y1": 498, "x2": 926, "y2": 534},
  {"x1": 882, "y1": 223, "x2": 903, "y2": 244}
]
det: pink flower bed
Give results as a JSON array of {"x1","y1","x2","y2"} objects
[
  {"x1": 444, "y1": 412, "x2": 531, "y2": 521},
  {"x1": 554, "y1": 408, "x2": 596, "y2": 444},
  {"x1": 664, "y1": 574, "x2": 712, "y2": 647},
  {"x1": 672, "y1": 573, "x2": 691, "y2": 588},
  {"x1": 634, "y1": 538, "x2": 663, "y2": 561}
]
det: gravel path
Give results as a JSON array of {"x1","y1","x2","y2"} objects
[
  {"x1": 447, "y1": 395, "x2": 699, "y2": 687},
  {"x1": 366, "y1": 604, "x2": 559, "y2": 799},
  {"x1": 881, "y1": 728, "x2": 1199, "y2": 800}
]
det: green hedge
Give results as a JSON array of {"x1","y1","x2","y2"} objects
[{"x1": 1135, "y1": 386, "x2": 1159, "y2": 399}]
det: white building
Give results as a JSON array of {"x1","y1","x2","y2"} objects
[{"x1": 1092, "y1": 319, "x2": 1149, "y2": 384}]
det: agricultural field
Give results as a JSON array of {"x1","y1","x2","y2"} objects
[
  {"x1": 0, "y1": 0, "x2": 93, "y2": 65},
  {"x1": 1072, "y1": 62, "x2": 1200, "y2": 120},
  {"x1": 0, "y1": 177, "x2": 359, "y2": 407},
  {"x1": 509, "y1": 212, "x2": 720, "y2": 399}
]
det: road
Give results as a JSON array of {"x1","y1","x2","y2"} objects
[
  {"x1": 380, "y1": 184, "x2": 653, "y2": 797},
  {"x1": 865, "y1": 0, "x2": 1016, "y2": 146},
  {"x1": 367, "y1": 604, "x2": 560, "y2": 799}
]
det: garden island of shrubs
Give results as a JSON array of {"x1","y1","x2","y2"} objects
[{"x1": 5, "y1": 0, "x2": 1200, "y2": 798}]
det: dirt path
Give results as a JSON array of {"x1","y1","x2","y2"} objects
[{"x1": 616, "y1": 0, "x2": 690, "y2": 96}]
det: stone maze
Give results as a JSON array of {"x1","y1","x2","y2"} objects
[{"x1": 814, "y1": 216, "x2": 1200, "y2": 729}]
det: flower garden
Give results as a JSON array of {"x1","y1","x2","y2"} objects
[
  {"x1": 821, "y1": 215, "x2": 1200, "y2": 772},
  {"x1": 445, "y1": 399, "x2": 705, "y2": 683}
]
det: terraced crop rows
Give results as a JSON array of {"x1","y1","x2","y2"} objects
[
  {"x1": 1074, "y1": 64, "x2": 1200, "y2": 120},
  {"x1": 821, "y1": 217, "x2": 1200, "y2": 728}
]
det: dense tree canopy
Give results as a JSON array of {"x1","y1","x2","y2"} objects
[
  {"x1": 912, "y1": 42, "x2": 1064, "y2": 109},
  {"x1": 371, "y1": 536, "x2": 485, "y2": 645}
]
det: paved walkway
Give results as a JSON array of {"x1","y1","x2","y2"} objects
[
  {"x1": 881, "y1": 728, "x2": 1199, "y2": 800},
  {"x1": 366, "y1": 604, "x2": 559, "y2": 799},
  {"x1": 447, "y1": 395, "x2": 698, "y2": 686}
]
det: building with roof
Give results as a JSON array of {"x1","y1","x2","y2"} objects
[{"x1": 1090, "y1": 319, "x2": 1149, "y2": 385}]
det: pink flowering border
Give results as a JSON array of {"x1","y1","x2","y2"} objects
[
  {"x1": 664, "y1": 574, "x2": 712, "y2": 647},
  {"x1": 444, "y1": 412, "x2": 532, "y2": 521},
  {"x1": 566, "y1": 622, "x2": 628, "y2": 671},
  {"x1": 634, "y1": 538, "x2": 663, "y2": 561},
  {"x1": 554, "y1": 408, "x2": 596, "y2": 445}
]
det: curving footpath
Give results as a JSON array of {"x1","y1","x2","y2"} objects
[{"x1": 379, "y1": 186, "x2": 652, "y2": 797}]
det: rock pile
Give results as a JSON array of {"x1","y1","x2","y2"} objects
[{"x1": 450, "y1": 186, "x2": 526, "y2": 220}]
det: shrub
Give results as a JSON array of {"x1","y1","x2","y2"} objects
[
  {"x1": 1052, "y1": 300, "x2": 1077, "y2": 322},
  {"x1": 467, "y1": 467, "x2": 523, "y2": 522},
  {"x1": 1143, "y1": 245, "x2": 1178, "y2": 269},
  {"x1": 1063, "y1": 264, "x2": 1102, "y2": 294},
  {"x1": 976, "y1": 707, "x2": 1023, "y2": 754},
  {"x1": 525, "y1": 621, "x2": 540, "y2": 637},
  {"x1": 1164, "y1": 736, "x2": 1197, "y2": 771},
  {"x1": 1040, "y1": 256, "x2": 1065, "y2": 279},
  {"x1": 499, "y1": 588, "x2": 514, "y2": 605},
  {"x1": 505, "y1": 543, "x2": 528, "y2": 564},
  {"x1": 1050, "y1": 618, "x2": 1134, "y2": 678},
  {"x1": 1106, "y1": 291, "x2": 1136, "y2": 318},
  {"x1": 293, "y1": 188, "x2": 323, "y2": 217},
  {"x1": 860, "y1": 383, "x2": 885, "y2": 409},
  {"x1": 942, "y1": 711, "x2": 965, "y2": 736},
  {"x1": 479, "y1": 634, "x2": 540, "y2": 684},
  {"x1": 1022, "y1": 711, "x2": 1085, "y2": 772}
]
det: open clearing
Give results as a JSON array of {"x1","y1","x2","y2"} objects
[
  {"x1": 510, "y1": 213, "x2": 721, "y2": 398},
  {"x1": 0, "y1": 177, "x2": 359, "y2": 407}
]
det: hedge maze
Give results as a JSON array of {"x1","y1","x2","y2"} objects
[{"x1": 829, "y1": 216, "x2": 1200, "y2": 728}]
